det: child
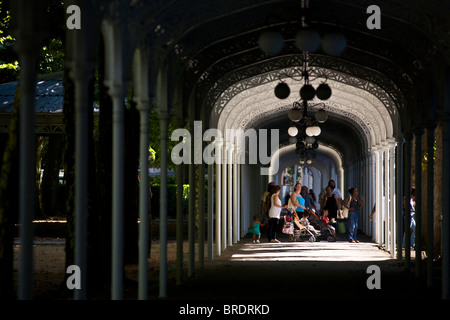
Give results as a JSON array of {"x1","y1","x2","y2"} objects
[
  {"x1": 299, "y1": 211, "x2": 320, "y2": 236},
  {"x1": 248, "y1": 215, "x2": 265, "y2": 243},
  {"x1": 321, "y1": 210, "x2": 337, "y2": 239}
]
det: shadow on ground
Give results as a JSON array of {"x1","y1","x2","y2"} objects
[{"x1": 157, "y1": 233, "x2": 442, "y2": 301}]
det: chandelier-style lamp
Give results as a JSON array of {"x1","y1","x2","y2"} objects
[
  {"x1": 257, "y1": 0, "x2": 346, "y2": 57},
  {"x1": 276, "y1": 52, "x2": 333, "y2": 104}
]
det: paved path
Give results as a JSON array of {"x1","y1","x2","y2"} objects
[{"x1": 163, "y1": 233, "x2": 441, "y2": 301}]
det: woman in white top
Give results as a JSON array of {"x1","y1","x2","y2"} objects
[{"x1": 268, "y1": 185, "x2": 287, "y2": 243}]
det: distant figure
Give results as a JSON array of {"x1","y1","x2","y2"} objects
[
  {"x1": 268, "y1": 185, "x2": 287, "y2": 243},
  {"x1": 321, "y1": 186, "x2": 339, "y2": 222},
  {"x1": 343, "y1": 187, "x2": 364, "y2": 243},
  {"x1": 309, "y1": 189, "x2": 317, "y2": 203},
  {"x1": 248, "y1": 215, "x2": 265, "y2": 244},
  {"x1": 402, "y1": 188, "x2": 416, "y2": 248},
  {"x1": 301, "y1": 186, "x2": 317, "y2": 212},
  {"x1": 328, "y1": 180, "x2": 343, "y2": 209},
  {"x1": 260, "y1": 182, "x2": 275, "y2": 224}
]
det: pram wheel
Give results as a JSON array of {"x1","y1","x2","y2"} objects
[
  {"x1": 309, "y1": 235, "x2": 316, "y2": 242},
  {"x1": 327, "y1": 236, "x2": 336, "y2": 242}
]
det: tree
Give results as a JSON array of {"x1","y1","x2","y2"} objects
[
  {"x1": 0, "y1": 0, "x2": 19, "y2": 83},
  {"x1": 148, "y1": 107, "x2": 179, "y2": 171},
  {"x1": 0, "y1": 0, "x2": 65, "y2": 84}
]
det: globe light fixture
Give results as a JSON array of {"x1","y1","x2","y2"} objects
[
  {"x1": 296, "y1": 141, "x2": 305, "y2": 150},
  {"x1": 299, "y1": 152, "x2": 306, "y2": 164},
  {"x1": 316, "y1": 83, "x2": 332, "y2": 100},
  {"x1": 311, "y1": 125, "x2": 321, "y2": 136},
  {"x1": 288, "y1": 124, "x2": 298, "y2": 137},
  {"x1": 295, "y1": 29, "x2": 321, "y2": 52},
  {"x1": 312, "y1": 141, "x2": 319, "y2": 149},
  {"x1": 288, "y1": 107, "x2": 302, "y2": 122},
  {"x1": 258, "y1": 31, "x2": 285, "y2": 55},
  {"x1": 306, "y1": 125, "x2": 321, "y2": 137},
  {"x1": 274, "y1": 82, "x2": 290, "y2": 99},
  {"x1": 305, "y1": 136, "x2": 316, "y2": 145},
  {"x1": 321, "y1": 32, "x2": 347, "y2": 56},
  {"x1": 315, "y1": 109, "x2": 328, "y2": 123},
  {"x1": 299, "y1": 84, "x2": 316, "y2": 101}
]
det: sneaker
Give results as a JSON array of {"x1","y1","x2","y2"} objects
[
  {"x1": 256, "y1": 240, "x2": 260, "y2": 243},
  {"x1": 252, "y1": 240, "x2": 256, "y2": 244},
  {"x1": 270, "y1": 239, "x2": 281, "y2": 243}
]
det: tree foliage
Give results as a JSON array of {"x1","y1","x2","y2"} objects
[
  {"x1": 0, "y1": 0, "x2": 18, "y2": 83},
  {"x1": 148, "y1": 106, "x2": 179, "y2": 171},
  {"x1": 0, "y1": 0, "x2": 65, "y2": 84}
]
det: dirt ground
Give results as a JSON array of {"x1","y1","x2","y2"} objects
[{"x1": 12, "y1": 238, "x2": 192, "y2": 300}]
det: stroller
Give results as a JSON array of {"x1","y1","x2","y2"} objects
[
  {"x1": 284, "y1": 210, "x2": 320, "y2": 242},
  {"x1": 308, "y1": 210, "x2": 336, "y2": 242}
]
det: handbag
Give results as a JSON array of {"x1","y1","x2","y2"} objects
[
  {"x1": 340, "y1": 198, "x2": 351, "y2": 219},
  {"x1": 287, "y1": 197, "x2": 297, "y2": 212},
  {"x1": 338, "y1": 221, "x2": 346, "y2": 234}
]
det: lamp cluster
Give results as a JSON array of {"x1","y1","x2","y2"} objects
[
  {"x1": 258, "y1": 28, "x2": 347, "y2": 57},
  {"x1": 275, "y1": 79, "x2": 331, "y2": 101},
  {"x1": 287, "y1": 100, "x2": 328, "y2": 162},
  {"x1": 276, "y1": 53, "x2": 330, "y2": 165},
  {"x1": 257, "y1": 6, "x2": 346, "y2": 166}
]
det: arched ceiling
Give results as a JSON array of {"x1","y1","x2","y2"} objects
[
  {"x1": 104, "y1": 0, "x2": 450, "y2": 165},
  {"x1": 270, "y1": 143, "x2": 343, "y2": 178},
  {"x1": 213, "y1": 65, "x2": 396, "y2": 163}
]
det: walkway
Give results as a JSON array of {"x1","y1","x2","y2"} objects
[{"x1": 163, "y1": 233, "x2": 441, "y2": 301}]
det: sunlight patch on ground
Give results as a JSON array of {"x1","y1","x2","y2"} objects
[{"x1": 230, "y1": 241, "x2": 391, "y2": 262}]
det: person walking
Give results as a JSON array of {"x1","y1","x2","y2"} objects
[
  {"x1": 268, "y1": 185, "x2": 287, "y2": 243},
  {"x1": 343, "y1": 187, "x2": 364, "y2": 243}
]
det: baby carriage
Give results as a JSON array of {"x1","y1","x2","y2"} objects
[
  {"x1": 308, "y1": 211, "x2": 336, "y2": 242},
  {"x1": 287, "y1": 210, "x2": 320, "y2": 242}
]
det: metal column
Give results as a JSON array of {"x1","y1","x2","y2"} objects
[
  {"x1": 111, "y1": 85, "x2": 125, "y2": 300},
  {"x1": 17, "y1": 48, "x2": 38, "y2": 301},
  {"x1": 426, "y1": 124, "x2": 436, "y2": 287},
  {"x1": 413, "y1": 128, "x2": 423, "y2": 277}
]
